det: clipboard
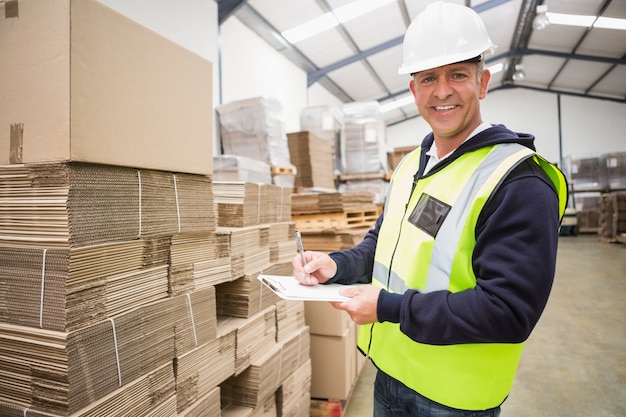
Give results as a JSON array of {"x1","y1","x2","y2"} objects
[{"x1": 258, "y1": 274, "x2": 365, "y2": 302}]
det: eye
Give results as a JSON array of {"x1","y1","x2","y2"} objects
[{"x1": 451, "y1": 72, "x2": 468, "y2": 80}]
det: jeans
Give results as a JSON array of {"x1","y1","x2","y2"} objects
[{"x1": 373, "y1": 370, "x2": 501, "y2": 417}]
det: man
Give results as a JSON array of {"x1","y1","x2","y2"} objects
[{"x1": 292, "y1": 2, "x2": 568, "y2": 416}]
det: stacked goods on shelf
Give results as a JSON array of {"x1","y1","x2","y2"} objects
[
  {"x1": 213, "y1": 182, "x2": 292, "y2": 227},
  {"x1": 601, "y1": 152, "x2": 626, "y2": 242},
  {"x1": 212, "y1": 181, "x2": 312, "y2": 416},
  {"x1": 0, "y1": 163, "x2": 219, "y2": 416},
  {"x1": 563, "y1": 155, "x2": 608, "y2": 234},
  {"x1": 216, "y1": 97, "x2": 296, "y2": 188},
  {"x1": 1, "y1": 4, "x2": 217, "y2": 410},
  {"x1": 287, "y1": 131, "x2": 336, "y2": 192},
  {"x1": 291, "y1": 191, "x2": 379, "y2": 236},
  {"x1": 339, "y1": 102, "x2": 389, "y2": 176},
  {"x1": 2, "y1": 2, "x2": 310, "y2": 415},
  {"x1": 387, "y1": 145, "x2": 417, "y2": 171},
  {"x1": 336, "y1": 102, "x2": 391, "y2": 205},
  {"x1": 599, "y1": 192, "x2": 626, "y2": 243},
  {"x1": 604, "y1": 152, "x2": 626, "y2": 191},
  {"x1": 213, "y1": 155, "x2": 273, "y2": 184},
  {"x1": 300, "y1": 106, "x2": 343, "y2": 175}
]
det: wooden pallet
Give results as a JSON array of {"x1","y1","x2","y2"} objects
[
  {"x1": 271, "y1": 165, "x2": 297, "y2": 175},
  {"x1": 293, "y1": 209, "x2": 379, "y2": 232},
  {"x1": 309, "y1": 398, "x2": 344, "y2": 417}
]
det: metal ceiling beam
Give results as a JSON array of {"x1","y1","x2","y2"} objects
[
  {"x1": 229, "y1": 3, "x2": 354, "y2": 102},
  {"x1": 377, "y1": 48, "x2": 626, "y2": 104},
  {"x1": 547, "y1": 0, "x2": 613, "y2": 90},
  {"x1": 307, "y1": 36, "x2": 403, "y2": 86},
  {"x1": 217, "y1": 0, "x2": 248, "y2": 25},
  {"x1": 490, "y1": 83, "x2": 626, "y2": 104},
  {"x1": 502, "y1": 0, "x2": 541, "y2": 84},
  {"x1": 307, "y1": 0, "x2": 515, "y2": 86}
]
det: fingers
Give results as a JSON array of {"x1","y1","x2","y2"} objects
[
  {"x1": 331, "y1": 286, "x2": 381, "y2": 325},
  {"x1": 291, "y1": 251, "x2": 336, "y2": 285}
]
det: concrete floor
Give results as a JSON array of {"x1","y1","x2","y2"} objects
[{"x1": 343, "y1": 235, "x2": 626, "y2": 417}]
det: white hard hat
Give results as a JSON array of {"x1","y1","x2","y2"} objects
[{"x1": 398, "y1": 1, "x2": 496, "y2": 75}]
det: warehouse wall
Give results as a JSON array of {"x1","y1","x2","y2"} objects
[
  {"x1": 388, "y1": 88, "x2": 626, "y2": 165},
  {"x1": 98, "y1": 3, "x2": 624, "y2": 167}
]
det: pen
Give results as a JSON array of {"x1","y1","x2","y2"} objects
[{"x1": 295, "y1": 230, "x2": 311, "y2": 283}]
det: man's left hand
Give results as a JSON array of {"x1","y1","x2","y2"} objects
[{"x1": 330, "y1": 285, "x2": 381, "y2": 325}]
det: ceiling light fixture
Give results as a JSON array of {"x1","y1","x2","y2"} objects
[
  {"x1": 533, "y1": 4, "x2": 550, "y2": 30},
  {"x1": 281, "y1": 0, "x2": 395, "y2": 43},
  {"x1": 512, "y1": 64, "x2": 526, "y2": 81},
  {"x1": 380, "y1": 95, "x2": 414, "y2": 113},
  {"x1": 546, "y1": 12, "x2": 626, "y2": 30}
]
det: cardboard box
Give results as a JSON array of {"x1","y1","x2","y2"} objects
[
  {"x1": 305, "y1": 301, "x2": 353, "y2": 336},
  {"x1": 0, "y1": 0, "x2": 213, "y2": 174},
  {"x1": 309, "y1": 326, "x2": 357, "y2": 400}
]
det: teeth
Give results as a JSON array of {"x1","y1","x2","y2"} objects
[{"x1": 435, "y1": 105, "x2": 455, "y2": 111}]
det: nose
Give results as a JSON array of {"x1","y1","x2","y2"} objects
[{"x1": 433, "y1": 78, "x2": 453, "y2": 99}]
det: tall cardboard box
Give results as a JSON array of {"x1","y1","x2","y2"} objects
[
  {"x1": 309, "y1": 325, "x2": 357, "y2": 400},
  {"x1": 0, "y1": 0, "x2": 213, "y2": 175}
]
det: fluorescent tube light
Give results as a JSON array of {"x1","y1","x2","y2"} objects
[
  {"x1": 380, "y1": 95, "x2": 415, "y2": 113},
  {"x1": 546, "y1": 12, "x2": 594, "y2": 27},
  {"x1": 546, "y1": 12, "x2": 626, "y2": 30},
  {"x1": 282, "y1": 14, "x2": 339, "y2": 44},
  {"x1": 282, "y1": 0, "x2": 395, "y2": 43},
  {"x1": 595, "y1": 16, "x2": 626, "y2": 30},
  {"x1": 334, "y1": 0, "x2": 396, "y2": 23}
]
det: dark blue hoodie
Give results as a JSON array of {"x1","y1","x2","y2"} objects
[{"x1": 328, "y1": 124, "x2": 563, "y2": 346}]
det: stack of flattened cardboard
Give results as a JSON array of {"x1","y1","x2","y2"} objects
[
  {"x1": 267, "y1": 221, "x2": 297, "y2": 265},
  {"x1": 0, "y1": 163, "x2": 215, "y2": 331},
  {"x1": 221, "y1": 326, "x2": 310, "y2": 409},
  {"x1": 300, "y1": 105, "x2": 343, "y2": 177},
  {"x1": 215, "y1": 262, "x2": 290, "y2": 319},
  {"x1": 216, "y1": 97, "x2": 292, "y2": 169},
  {"x1": 0, "y1": 163, "x2": 215, "y2": 248},
  {"x1": 170, "y1": 232, "x2": 232, "y2": 295},
  {"x1": 275, "y1": 299, "x2": 307, "y2": 343},
  {"x1": 214, "y1": 182, "x2": 291, "y2": 228},
  {"x1": 176, "y1": 327, "x2": 236, "y2": 414},
  {"x1": 217, "y1": 225, "x2": 272, "y2": 279},
  {"x1": 299, "y1": 229, "x2": 372, "y2": 252},
  {"x1": 213, "y1": 155, "x2": 273, "y2": 184},
  {"x1": 0, "y1": 162, "x2": 226, "y2": 416},
  {"x1": 0, "y1": 287, "x2": 216, "y2": 415},
  {"x1": 290, "y1": 191, "x2": 380, "y2": 253},
  {"x1": 217, "y1": 306, "x2": 277, "y2": 376},
  {"x1": 291, "y1": 191, "x2": 377, "y2": 215},
  {"x1": 179, "y1": 386, "x2": 221, "y2": 417},
  {"x1": 287, "y1": 131, "x2": 336, "y2": 192},
  {"x1": 340, "y1": 101, "x2": 388, "y2": 176},
  {"x1": 277, "y1": 359, "x2": 312, "y2": 417}
]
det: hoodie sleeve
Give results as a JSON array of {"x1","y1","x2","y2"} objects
[
  {"x1": 326, "y1": 215, "x2": 381, "y2": 285},
  {"x1": 385, "y1": 159, "x2": 562, "y2": 345}
]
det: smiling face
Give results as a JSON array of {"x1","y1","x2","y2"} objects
[{"x1": 409, "y1": 61, "x2": 491, "y2": 156}]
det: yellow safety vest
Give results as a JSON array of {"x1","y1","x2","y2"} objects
[{"x1": 358, "y1": 143, "x2": 567, "y2": 410}]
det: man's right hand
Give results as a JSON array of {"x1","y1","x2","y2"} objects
[{"x1": 291, "y1": 250, "x2": 337, "y2": 286}]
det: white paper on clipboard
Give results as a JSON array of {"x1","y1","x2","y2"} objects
[{"x1": 257, "y1": 274, "x2": 365, "y2": 302}]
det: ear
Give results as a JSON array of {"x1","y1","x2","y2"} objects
[
  {"x1": 409, "y1": 78, "x2": 417, "y2": 97},
  {"x1": 479, "y1": 69, "x2": 491, "y2": 99}
]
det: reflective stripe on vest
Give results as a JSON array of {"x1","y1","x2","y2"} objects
[
  {"x1": 359, "y1": 142, "x2": 567, "y2": 410},
  {"x1": 373, "y1": 143, "x2": 534, "y2": 295}
]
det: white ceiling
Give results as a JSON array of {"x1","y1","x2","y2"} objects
[{"x1": 217, "y1": 0, "x2": 626, "y2": 126}]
